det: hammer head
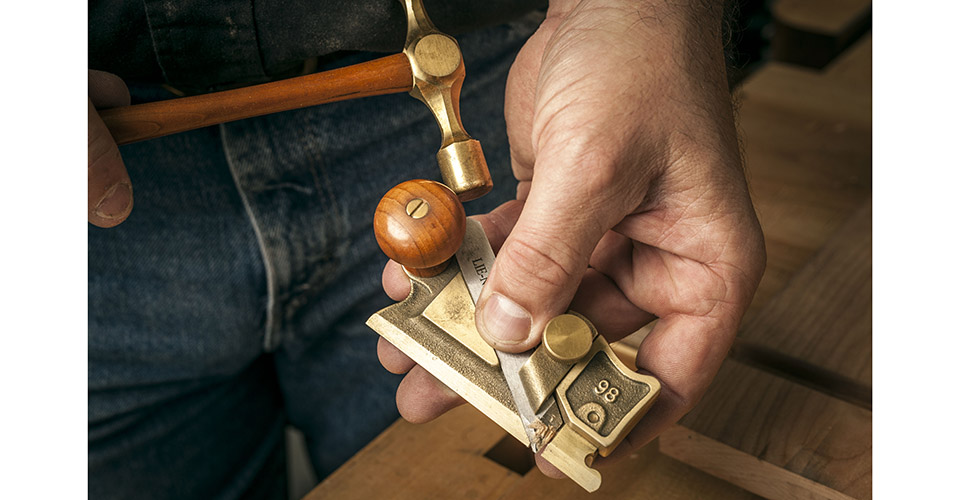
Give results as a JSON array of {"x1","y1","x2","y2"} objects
[
  {"x1": 436, "y1": 139, "x2": 491, "y2": 202},
  {"x1": 400, "y1": 0, "x2": 493, "y2": 202}
]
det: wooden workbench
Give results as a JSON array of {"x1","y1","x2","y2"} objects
[{"x1": 307, "y1": 25, "x2": 872, "y2": 500}]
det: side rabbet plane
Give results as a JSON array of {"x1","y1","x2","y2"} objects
[{"x1": 368, "y1": 179, "x2": 660, "y2": 493}]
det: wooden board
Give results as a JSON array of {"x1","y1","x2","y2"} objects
[
  {"x1": 773, "y1": 0, "x2": 872, "y2": 35},
  {"x1": 667, "y1": 358, "x2": 871, "y2": 499},
  {"x1": 307, "y1": 404, "x2": 517, "y2": 499},
  {"x1": 733, "y1": 200, "x2": 871, "y2": 407},
  {"x1": 498, "y1": 436, "x2": 762, "y2": 500},
  {"x1": 823, "y1": 34, "x2": 872, "y2": 92},
  {"x1": 771, "y1": 0, "x2": 871, "y2": 68},
  {"x1": 307, "y1": 404, "x2": 762, "y2": 500},
  {"x1": 739, "y1": 34, "x2": 872, "y2": 323},
  {"x1": 660, "y1": 428, "x2": 861, "y2": 500}
]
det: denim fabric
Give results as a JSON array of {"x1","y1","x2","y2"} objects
[
  {"x1": 89, "y1": 15, "x2": 540, "y2": 499},
  {"x1": 90, "y1": 0, "x2": 545, "y2": 88}
]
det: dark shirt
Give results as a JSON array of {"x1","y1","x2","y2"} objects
[{"x1": 89, "y1": 0, "x2": 545, "y2": 90}]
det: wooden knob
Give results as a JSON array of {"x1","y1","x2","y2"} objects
[{"x1": 374, "y1": 179, "x2": 466, "y2": 277}]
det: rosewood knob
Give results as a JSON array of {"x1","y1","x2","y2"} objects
[{"x1": 374, "y1": 179, "x2": 466, "y2": 277}]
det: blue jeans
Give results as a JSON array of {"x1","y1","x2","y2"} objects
[{"x1": 89, "y1": 17, "x2": 539, "y2": 499}]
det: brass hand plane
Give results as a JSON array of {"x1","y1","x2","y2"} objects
[{"x1": 368, "y1": 179, "x2": 660, "y2": 492}]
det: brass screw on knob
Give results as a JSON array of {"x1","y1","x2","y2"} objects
[{"x1": 405, "y1": 198, "x2": 430, "y2": 219}]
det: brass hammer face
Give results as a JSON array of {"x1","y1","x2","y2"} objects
[{"x1": 400, "y1": 0, "x2": 493, "y2": 201}]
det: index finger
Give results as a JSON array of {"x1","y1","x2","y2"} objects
[{"x1": 88, "y1": 99, "x2": 133, "y2": 227}]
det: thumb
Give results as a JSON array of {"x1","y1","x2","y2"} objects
[
  {"x1": 476, "y1": 170, "x2": 612, "y2": 352},
  {"x1": 88, "y1": 70, "x2": 132, "y2": 228}
]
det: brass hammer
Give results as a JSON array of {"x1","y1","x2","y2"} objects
[{"x1": 99, "y1": 0, "x2": 492, "y2": 201}]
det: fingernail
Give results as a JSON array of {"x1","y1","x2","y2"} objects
[
  {"x1": 95, "y1": 182, "x2": 132, "y2": 220},
  {"x1": 478, "y1": 292, "x2": 532, "y2": 345}
]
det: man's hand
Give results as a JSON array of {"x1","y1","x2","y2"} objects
[
  {"x1": 379, "y1": 0, "x2": 765, "y2": 476},
  {"x1": 88, "y1": 70, "x2": 133, "y2": 227}
]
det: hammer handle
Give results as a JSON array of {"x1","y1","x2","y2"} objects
[{"x1": 100, "y1": 53, "x2": 413, "y2": 146}]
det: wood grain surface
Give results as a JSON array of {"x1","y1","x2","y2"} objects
[
  {"x1": 101, "y1": 53, "x2": 412, "y2": 145},
  {"x1": 771, "y1": 0, "x2": 871, "y2": 68},
  {"x1": 773, "y1": 0, "x2": 872, "y2": 34},
  {"x1": 733, "y1": 200, "x2": 871, "y2": 407},
  {"x1": 740, "y1": 34, "x2": 872, "y2": 323},
  {"x1": 660, "y1": 426, "x2": 859, "y2": 500},
  {"x1": 670, "y1": 358, "x2": 871, "y2": 499},
  {"x1": 823, "y1": 34, "x2": 872, "y2": 91},
  {"x1": 306, "y1": 404, "x2": 762, "y2": 500},
  {"x1": 308, "y1": 405, "x2": 519, "y2": 500}
]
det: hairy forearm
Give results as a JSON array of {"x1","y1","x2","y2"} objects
[
  {"x1": 547, "y1": 0, "x2": 727, "y2": 35},
  {"x1": 542, "y1": 0, "x2": 731, "y2": 86}
]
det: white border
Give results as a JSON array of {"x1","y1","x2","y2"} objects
[
  {"x1": 874, "y1": 1, "x2": 960, "y2": 497},
  {"x1": 1, "y1": 2, "x2": 88, "y2": 498}
]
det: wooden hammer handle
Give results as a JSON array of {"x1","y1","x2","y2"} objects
[{"x1": 100, "y1": 53, "x2": 413, "y2": 146}]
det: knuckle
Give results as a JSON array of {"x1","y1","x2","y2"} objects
[
  {"x1": 577, "y1": 149, "x2": 619, "y2": 192},
  {"x1": 662, "y1": 370, "x2": 708, "y2": 417},
  {"x1": 88, "y1": 102, "x2": 125, "y2": 176},
  {"x1": 497, "y1": 234, "x2": 582, "y2": 293},
  {"x1": 87, "y1": 134, "x2": 119, "y2": 173},
  {"x1": 674, "y1": 389, "x2": 699, "y2": 416},
  {"x1": 87, "y1": 132, "x2": 125, "y2": 183}
]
